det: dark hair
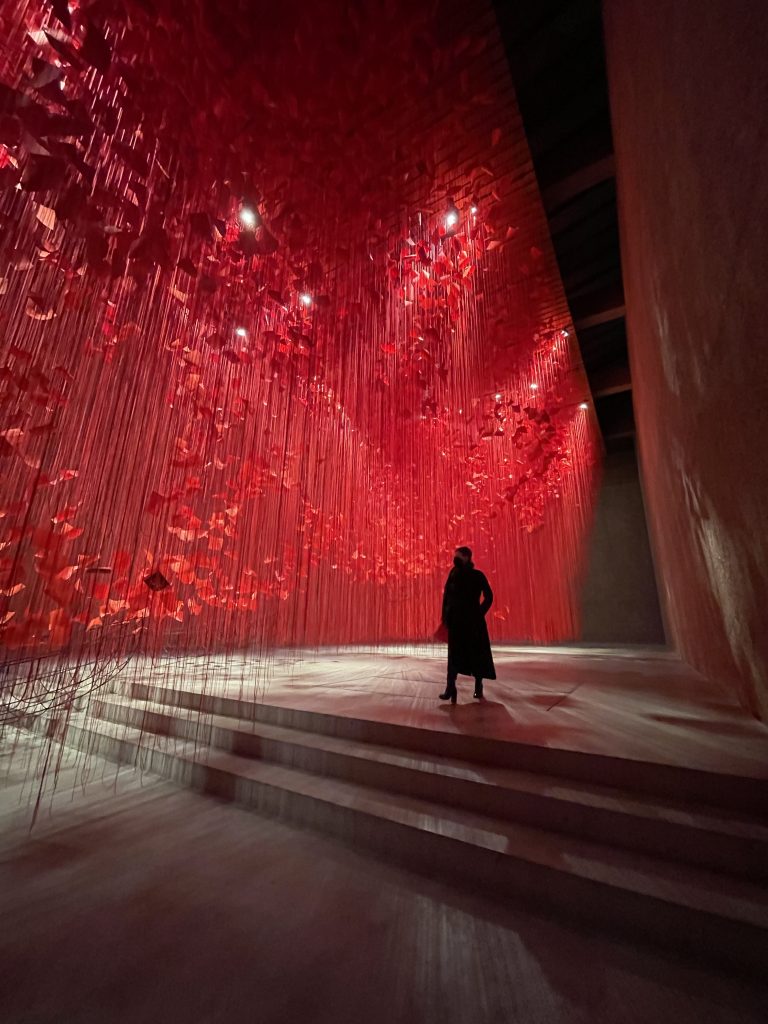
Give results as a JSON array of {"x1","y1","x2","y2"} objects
[{"x1": 455, "y1": 545, "x2": 472, "y2": 559}]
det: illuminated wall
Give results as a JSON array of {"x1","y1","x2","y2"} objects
[{"x1": 605, "y1": 0, "x2": 768, "y2": 717}]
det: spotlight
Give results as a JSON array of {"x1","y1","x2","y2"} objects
[
  {"x1": 579, "y1": 402, "x2": 588, "y2": 410},
  {"x1": 494, "y1": 393, "x2": 502, "y2": 401},
  {"x1": 235, "y1": 327, "x2": 247, "y2": 338},
  {"x1": 470, "y1": 206, "x2": 478, "y2": 215},
  {"x1": 299, "y1": 293, "x2": 312, "y2": 307},
  {"x1": 530, "y1": 382, "x2": 539, "y2": 390},
  {"x1": 239, "y1": 206, "x2": 258, "y2": 229},
  {"x1": 563, "y1": 330, "x2": 570, "y2": 337},
  {"x1": 444, "y1": 198, "x2": 460, "y2": 231}
]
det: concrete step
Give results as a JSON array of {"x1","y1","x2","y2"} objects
[
  {"x1": 93, "y1": 694, "x2": 768, "y2": 881},
  {"x1": 41, "y1": 713, "x2": 768, "y2": 978},
  {"x1": 126, "y1": 681, "x2": 768, "y2": 816}
]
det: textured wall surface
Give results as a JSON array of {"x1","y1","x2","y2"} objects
[
  {"x1": 580, "y1": 449, "x2": 664, "y2": 645},
  {"x1": 604, "y1": 1, "x2": 768, "y2": 716}
]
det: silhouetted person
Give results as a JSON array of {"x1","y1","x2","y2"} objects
[{"x1": 439, "y1": 546, "x2": 496, "y2": 703}]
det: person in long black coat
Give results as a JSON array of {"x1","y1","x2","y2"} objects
[{"x1": 439, "y1": 546, "x2": 496, "y2": 703}]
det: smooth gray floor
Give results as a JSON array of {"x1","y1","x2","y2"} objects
[{"x1": 1, "y1": 737, "x2": 766, "y2": 1024}]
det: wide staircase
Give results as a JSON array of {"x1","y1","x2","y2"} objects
[{"x1": 36, "y1": 680, "x2": 768, "y2": 976}]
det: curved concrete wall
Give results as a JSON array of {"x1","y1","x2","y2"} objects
[{"x1": 604, "y1": 0, "x2": 768, "y2": 717}]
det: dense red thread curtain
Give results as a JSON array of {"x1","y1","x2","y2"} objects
[{"x1": 0, "y1": 0, "x2": 600, "y2": 713}]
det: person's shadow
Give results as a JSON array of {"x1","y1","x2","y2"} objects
[{"x1": 438, "y1": 694, "x2": 584, "y2": 751}]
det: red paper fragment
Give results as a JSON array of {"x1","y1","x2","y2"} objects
[{"x1": 143, "y1": 571, "x2": 171, "y2": 592}]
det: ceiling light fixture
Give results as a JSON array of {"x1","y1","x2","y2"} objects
[
  {"x1": 239, "y1": 206, "x2": 258, "y2": 229},
  {"x1": 444, "y1": 198, "x2": 460, "y2": 231}
]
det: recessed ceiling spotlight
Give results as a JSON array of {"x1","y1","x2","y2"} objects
[
  {"x1": 444, "y1": 198, "x2": 460, "y2": 230},
  {"x1": 530, "y1": 382, "x2": 539, "y2": 390},
  {"x1": 239, "y1": 206, "x2": 258, "y2": 228},
  {"x1": 235, "y1": 327, "x2": 247, "y2": 337},
  {"x1": 579, "y1": 402, "x2": 588, "y2": 410},
  {"x1": 299, "y1": 293, "x2": 312, "y2": 306}
]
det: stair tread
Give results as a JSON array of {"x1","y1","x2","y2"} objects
[
  {"x1": 74, "y1": 715, "x2": 768, "y2": 929},
  {"x1": 129, "y1": 681, "x2": 768, "y2": 789},
  {"x1": 129, "y1": 684, "x2": 768, "y2": 794},
  {"x1": 97, "y1": 695, "x2": 768, "y2": 843}
]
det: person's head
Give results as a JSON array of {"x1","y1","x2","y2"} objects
[{"x1": 453, "y1": 546, "x2": 472, "y2": 568}]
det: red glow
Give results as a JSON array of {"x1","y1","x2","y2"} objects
[{"x1": 0, "y1": 0, "x2": 599, "y2": 673}]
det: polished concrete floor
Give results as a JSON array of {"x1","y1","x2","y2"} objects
[
  {"x1": 109, "y1": 644, "x2": 768, "y2": 777},
  {"x1": 1, "y1": 735, "x2": 767, "y2": 1024},
  {"x1": 3, "y1": 647, "x2": 768, "y2": 1022}
]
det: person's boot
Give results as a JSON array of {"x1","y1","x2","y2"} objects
[
  {"x1": 439, "y1": 677, "x2": 458, "y2": 704},
  {"x1": 473, "y1": 678, "x2": 484, "y2": 699}
]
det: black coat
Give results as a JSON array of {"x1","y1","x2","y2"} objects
[{"x1": 441, "y1": 564, "x2": 496, "y2": 680}]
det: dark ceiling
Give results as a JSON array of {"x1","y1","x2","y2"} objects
[{"x1": 494, "y1": 0, "x2": 633, "y2": 451}]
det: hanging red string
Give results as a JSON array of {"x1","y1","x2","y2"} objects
[{"x1": 0, "y1": 0, "x2": 600, "y2": 726}]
